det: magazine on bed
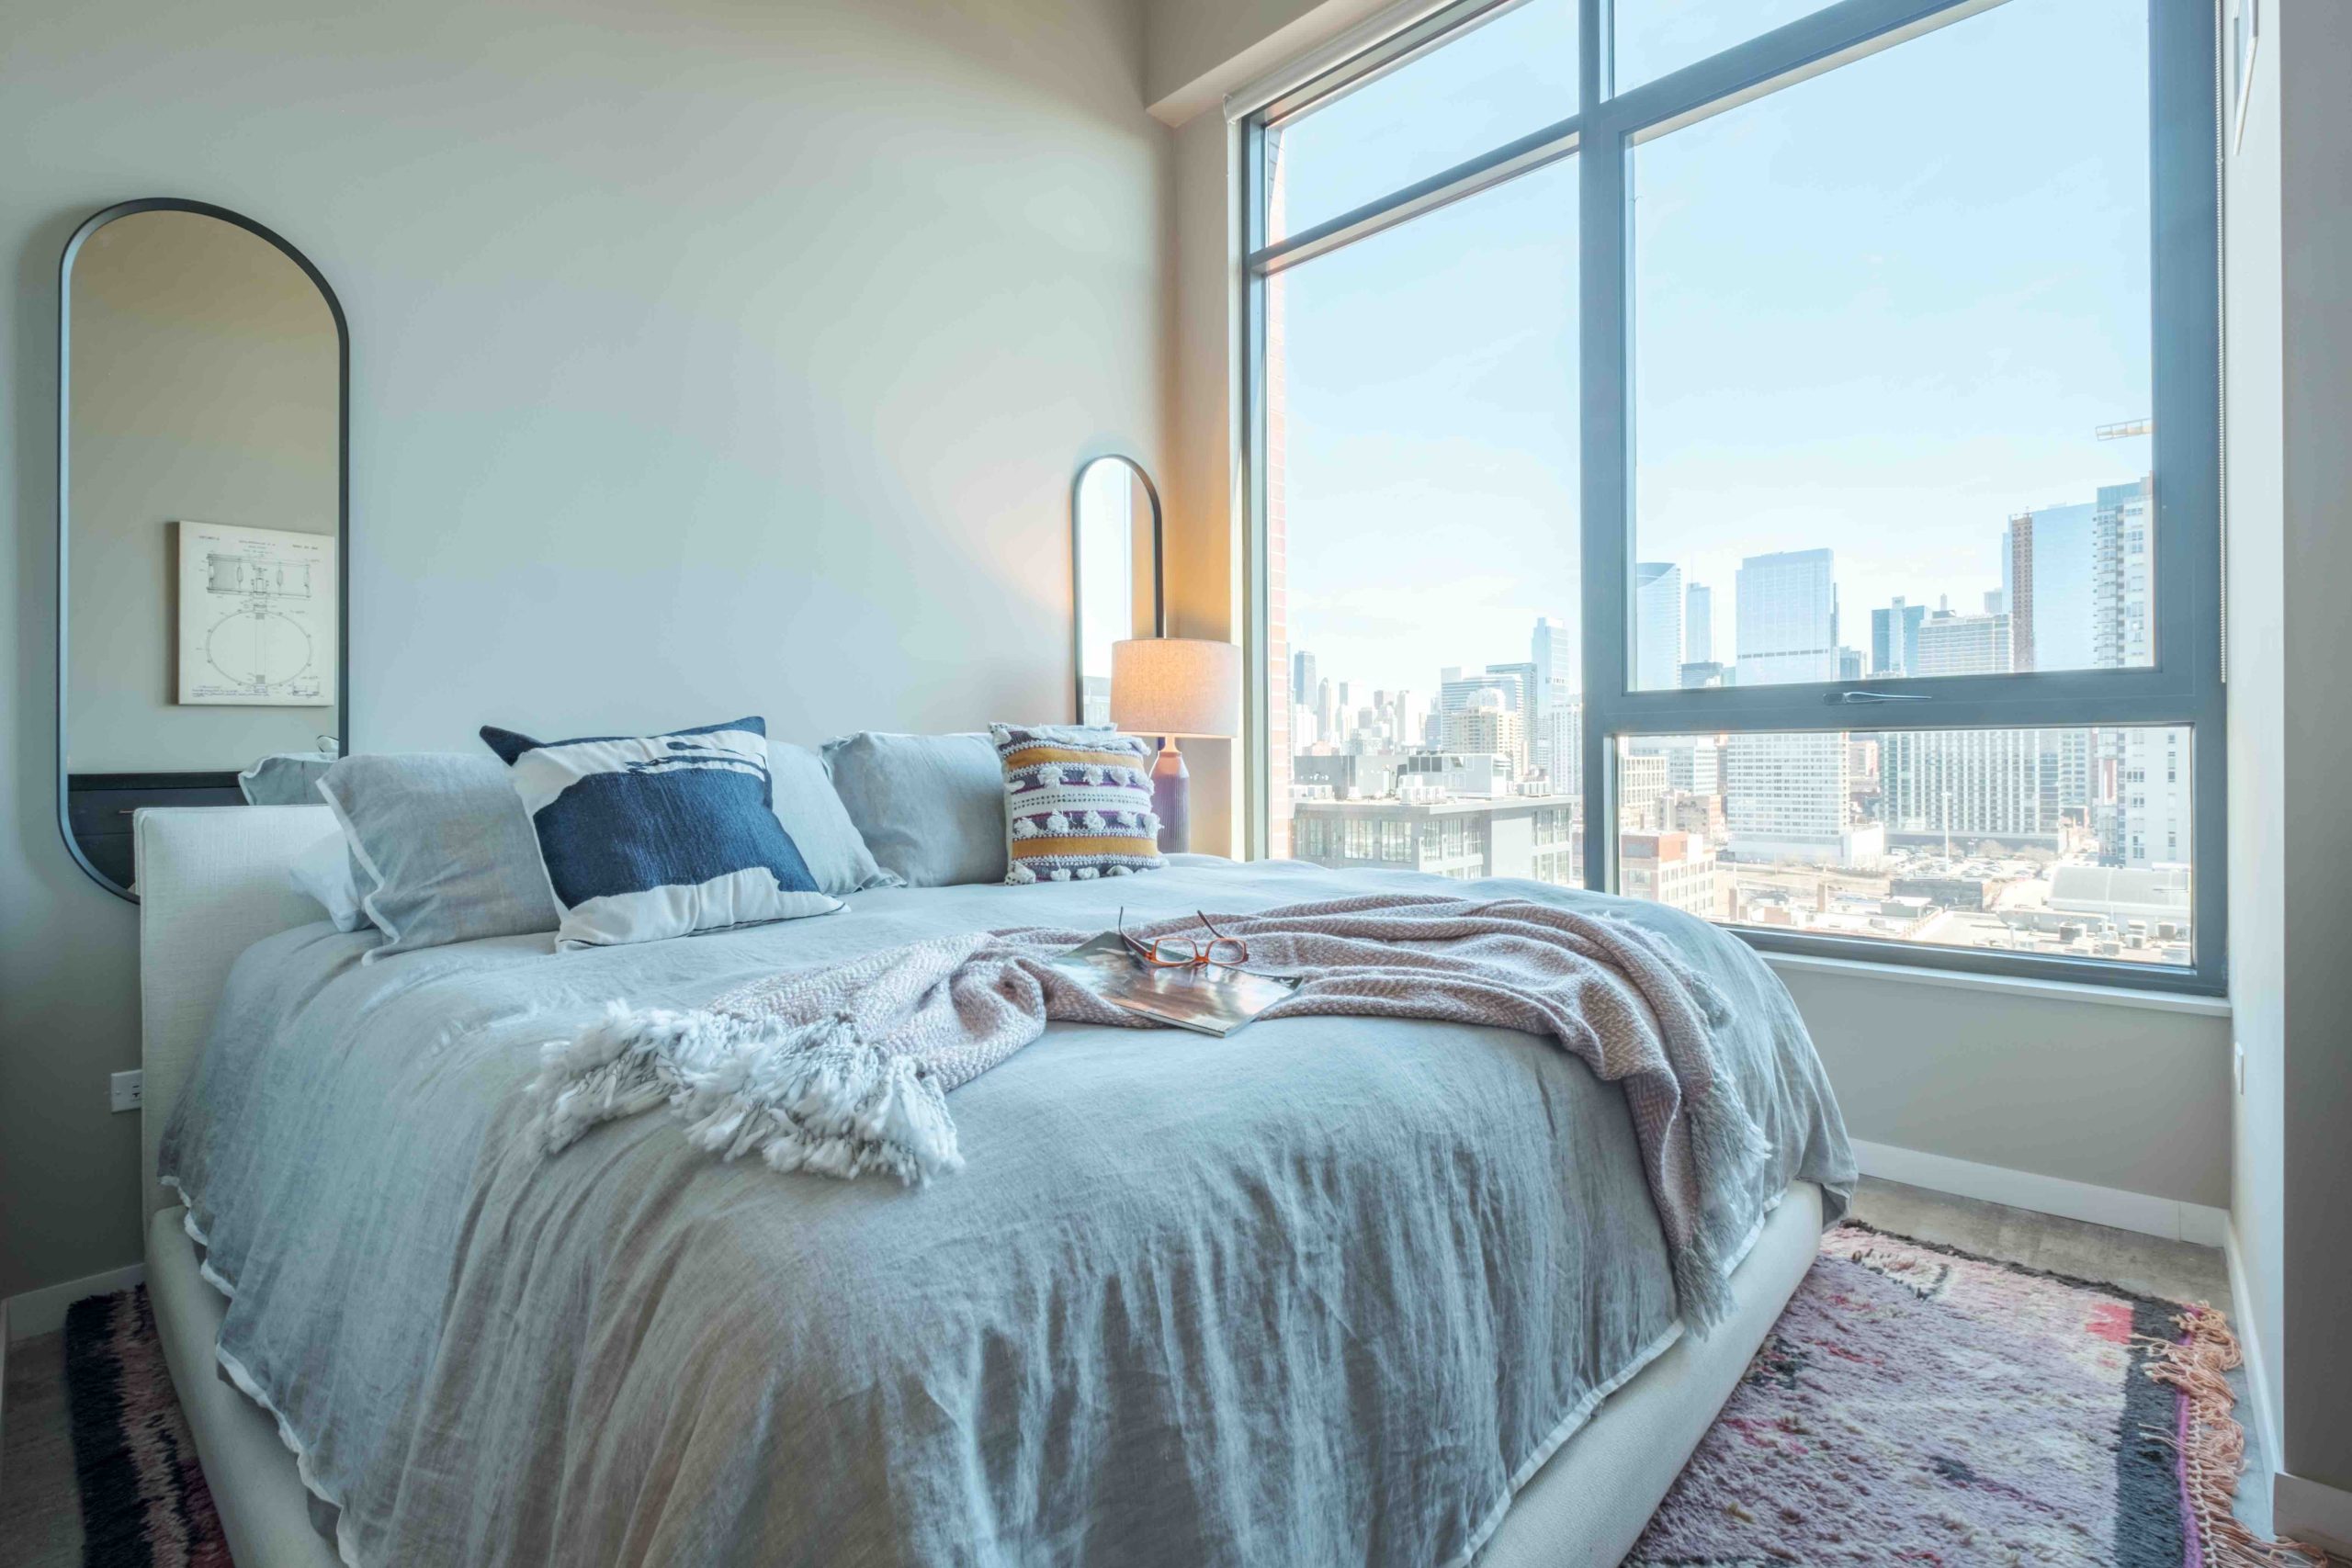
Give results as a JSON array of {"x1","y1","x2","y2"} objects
[{"x1": 1045, "y1": 932, "x2": 1302, "y2": 1037}]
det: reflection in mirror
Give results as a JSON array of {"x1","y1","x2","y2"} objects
[
  {"x1": 1072, "y1": 456, "x2": 1162, "y2": 726},
  {"x1": 60, "y1": 202, "x2": 347, "y2": 899}
]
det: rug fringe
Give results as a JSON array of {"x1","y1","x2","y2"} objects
[{"x1": 2138, "y1": 1305, "x2": 2330, "y2": 1568}]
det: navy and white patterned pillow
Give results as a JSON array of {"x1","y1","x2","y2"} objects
[{"x1": 479, "y1": 716, "x2": 841, "y2": 951}]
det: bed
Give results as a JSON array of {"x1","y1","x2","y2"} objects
[{"x1": 135, "y1": 804, "x2": 1853, "y2": 1568}]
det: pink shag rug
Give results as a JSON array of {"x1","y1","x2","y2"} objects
[
  {"x1": 1628, "y1": 1221, "x2": 2324, "y2": 1567},
  {"x1": 63, "y1": 1287, "x2": 229, "y2": 1568}
]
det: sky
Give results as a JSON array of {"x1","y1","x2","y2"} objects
[{"x1": 1272, "y1": 0, "x2": 2154, "y2": 704}]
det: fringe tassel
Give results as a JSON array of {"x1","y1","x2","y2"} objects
[
  {"x1": 527, "y1": 1003, "x2": 965, "y2": 1187},
  {"x1": 2137, "y1": 1306, "x2": 2331, "y2": 1568}
]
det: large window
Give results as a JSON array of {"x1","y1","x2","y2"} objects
[{"x1": 1247, "y1": 0, "x2": 2222, "y2": 993}]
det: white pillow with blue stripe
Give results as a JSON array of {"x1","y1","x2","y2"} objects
[{"x1": 480, "y1": 716, "x2": 841, "y2": 951}]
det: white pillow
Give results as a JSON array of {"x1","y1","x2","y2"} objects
[{"x1": 288, "y1": 830, "x2": 368, "y2": 932}]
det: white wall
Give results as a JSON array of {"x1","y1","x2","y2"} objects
[
  {"x1": 2222, "y1": 0, "x2": 2288, "y2": 1463},
  {"x1": 0, "y1": 0, "x2": 1170, "y2": 1301}
]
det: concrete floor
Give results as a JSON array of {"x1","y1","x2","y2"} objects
[
  {"x1": 0, "y1": 1177, "x2": 2288, "y2": 1566},
  {"x1": 0, "y1": 1329, "x2": 78, "y2": 1568}
]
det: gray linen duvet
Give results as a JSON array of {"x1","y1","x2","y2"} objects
[{"x1": 161, "y1": 857, "x2": 1854, "y2": 1568}]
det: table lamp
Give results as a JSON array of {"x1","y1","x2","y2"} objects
[{"x1": 1110, "y1": 637, "x2": 1240, "y2": 853}]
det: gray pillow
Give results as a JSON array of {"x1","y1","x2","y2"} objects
[
  {"x1": 319, "y1": 753, "x2": 560, "y2": 962},
  {"x1": 820, "y1": 731, "x2": 1007, "y2": 887},
  {"x1": 768, "y1": 739, "x2": 902, "y2": 894},
  {"x1": 287, "y1": 828, "x2": 368, "y2": 932}
]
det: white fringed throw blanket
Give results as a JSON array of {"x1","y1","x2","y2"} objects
[{"x1": 531, "y1": 893, "x2": 1770, "y2": 1325}]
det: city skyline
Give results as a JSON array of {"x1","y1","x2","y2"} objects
[
  {"x1": 1288, "y1": 470, "x2": 2150, "y2": 706},
  {"x1": 1276, "y1": 0, "x2": 2152, "y2": 700}
]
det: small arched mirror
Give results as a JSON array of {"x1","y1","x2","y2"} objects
[
  {"x1": 58, "y1": 199, "x2": 349, "y2": 900},
  {"x1": 1072, "y1": 455, "x2": 1162, "y2": 726}
]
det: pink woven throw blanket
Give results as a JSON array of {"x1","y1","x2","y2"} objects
[{"x1": 531, "y1": 893, "x2": 1770, "y2": 1326}]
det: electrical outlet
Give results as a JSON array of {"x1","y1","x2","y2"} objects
[
  {"x1": 109, "y1": 1069, "x2": 142, "y2": 1113},
  {"x1": 2233, "y1": 1041, "x2": 2245, "y2": 1095}
]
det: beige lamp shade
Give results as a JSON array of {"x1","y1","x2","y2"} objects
[{"x1": 1109, "y1": 637, "x2": 1240, "y2": 739}]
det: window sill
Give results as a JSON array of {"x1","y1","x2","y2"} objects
[{"x1": 1758, "y1": 949, "x2": 2233, "y2": 1019}]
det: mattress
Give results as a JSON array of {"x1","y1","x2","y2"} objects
[{"x1": 160, "y1": 856, "x2": 1855, "y2": 1567}]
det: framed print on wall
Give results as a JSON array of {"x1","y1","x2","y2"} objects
[{"x1": 175, "y1": 520, "x2": 336, "y2": 705}]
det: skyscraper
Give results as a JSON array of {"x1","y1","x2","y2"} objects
[
  {"x1": 1870, "y1": 597, "x2": 1926, "y2": 676},
  {"x1": 1530, "y1": 615, "x2": 1573, "y2": 784},
  {"x1": 1530, "y1": 615, "x2": 1569, "y2": 697},
  {"x1": 1634, "y1": 562, "x2": 1683, "y2": 689},
  {"x1": 1684, "y1": 583, "x2": 1713, "y2": 665},
  {"x1": 2005, "y1": 502, "x2": 2096, "y2": 673},
  {"x1": 1291, "y1": 649, "x2": 1317, "y2": 707},
  {"x1": 1734, "y1": 549, "x2": 1838, "y2": 685},
  {"x1": 2090, "y1": 478, "x2": 2184, "y2": 867},
  {"x1": 1726, "y1": 549, "x2": 1850, "y2": 861}
]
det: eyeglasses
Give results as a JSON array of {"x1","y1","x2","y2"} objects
[{"x1": 1117, "y1": 908, "x2": 1249, "y2": 969}]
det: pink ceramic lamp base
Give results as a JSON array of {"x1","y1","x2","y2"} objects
[{"x1": 1150, "y1": 739, "x2": 1189, "y2": 854}]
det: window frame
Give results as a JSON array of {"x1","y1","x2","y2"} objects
[{"x1": 1241, "y1": 0, "x2": 2226, "y2": 995}]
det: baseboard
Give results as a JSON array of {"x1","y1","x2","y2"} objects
[
  {"x1": 2222, "y1": 1223, "x2": 2283, "y2": 1472},
  {"x1": 5, "y1": 1260, "x2": 146, "y2": 1341},
  {"x1": 2275, "y1": 1472, "x2": 2352, "y2": 1557},
  {"x1": 1850, "y1": 1140, "x2": 2230, "y2": 1247}
]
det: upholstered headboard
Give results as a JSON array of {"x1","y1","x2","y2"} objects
[{"x1": 135, "y1": 806, "x2": 342, "y2": 1223}]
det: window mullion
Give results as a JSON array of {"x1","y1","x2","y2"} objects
[{"x1": 1577, "y1": 100, "x2": 1629, "y2": 895}]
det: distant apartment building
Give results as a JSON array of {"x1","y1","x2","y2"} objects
[
  {"x1": 1914, "y1": 608, "x2": 2011, "y2": 676},
  {"x1": 1440, "y1": 695, "x2": 1528, "y2": 778},
  {"x1": 1620, "y1": 750, "x2": 1668, "y2": 829},
  {"x1": 1627, "y1": 734, "x2": 1720, "y2": 805},
  {"x1": 1679, "y1": 660, "x2": 1727, "y2": 689},
  {"x1": 1289, "y1": 750, "x2": 1409, "y2": 801},
  {"x1": 1289, "y1": 793, "x2": 1580, "y2": 885},
  {"x1": 1882, "y1": 728, "x2": 2065, "y2": 850},
  {"x1": 1664, "y1": 790, "x2": 1725, "y2": 841},
  {"x1": 1881, "y1": 607, "x2": 2064, "y2": 848},
  {"x1": 1620, "y1": 830, "x2": 1722, "y2": 919}
]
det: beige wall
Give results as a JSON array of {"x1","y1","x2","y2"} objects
[
  {"x1": 1782, "y1": 967, "x2": 2228, "y2": 1207},
  {"x1": 1146, "y1": 0, "x2": 1407, "y2": 119},
  {"x1": 0, "y1": 0, "x2": 1170, "y2": 1301},
  {"x1": 68, "y1": 209, "x2": 341, "y2": 773}
]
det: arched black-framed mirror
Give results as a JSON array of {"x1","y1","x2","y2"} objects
[
  {"x1": 57, "y1": 198, "x2": 351, "y2": 901},
  {"x1": 1071, "y1": 454, "x2": 1163, "y2": 726}
]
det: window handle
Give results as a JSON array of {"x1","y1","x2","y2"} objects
[{"x1": 1826, "y1": 689, "x2": 1933, "y2": 705}]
